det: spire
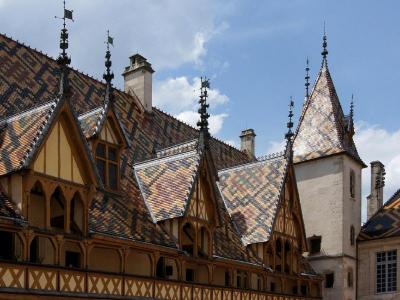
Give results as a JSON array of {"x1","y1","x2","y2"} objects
[
  {"x1": 197, "y1": 77, "x2": 210, "y2": 150},
  {"x1": 348, "y1": 94, "x2": 355, "y2": 136},
  {"x1": 305, "y1": 57, "x2": 310, "y2": 99},
  {"x1": 321, "y1": 22, "x2": 328, "y2": 66},
  {"x1": 55, "y1": 0, "x2": 73, "y2": 97},
  {"x1": 103, "y1": 30, "x2": 115, "y2": 105},
  {"x1": 350, "y1": 94, "x2": 354, "y2": 119}
]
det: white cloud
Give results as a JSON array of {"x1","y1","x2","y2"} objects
[
  {"x1": 265, "y1": 140, "x2": 286, "y2": 155},
  {"x1": 354, "y1": 122, "x2": 400, "y2": 221},
  {"x1": 176, "y1": 110, "x2": 228, "y2": 136},
  {"x1": 154, "y1": 76, "x2": 228, "y2": 114}
]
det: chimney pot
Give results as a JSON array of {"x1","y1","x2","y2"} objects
[
  {"x1": 240, "y1": 129, "x2": 256, "y2": 158},
  {"x1": 122, "y1": 53, "x2": 154, "y2": 112}
]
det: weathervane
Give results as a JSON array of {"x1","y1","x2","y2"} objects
[
  {"x1": 55, "y1": 0, "x2": 73, "y2": 96},
  {"x1": 197, "y1": 77, "x2": 210, "y2": 150},
  {"x1": 103, "y1": 30, "x2": 114, "y2": 84}
]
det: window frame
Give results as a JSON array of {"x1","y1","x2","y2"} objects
[
  {"x1": 350, "y1": 169, "x2": 356, "y2": 199},
  {"x1": 95, "y1": 141, "x2": 120, "y2": 191},
  {"x1": 350, "y1": 225, "x2": 355, "y2": 246},
  {"x1": 376, "y1": 250, "x2": 397, "y2": 293}
]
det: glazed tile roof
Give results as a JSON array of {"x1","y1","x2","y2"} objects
[
  {"x1": 78, "y1": 107, "x2": 103, "y2": 138},
  {"x1": 359, "y1": 189, "x2": 400, "y2": 241},
  {"x1": 0, "y1": 101, "x2": 55, "y2": 176},
  {"x1": 218, "y1": 152, "x2": 288, "y2": 246},
  {"x1": 293, "y1": 61, "x2": 364, "y2": 166},
  {"x1": 0, "y1": 33, "x2": 253, "y2": 254},
  {"x1": 134, "y1": 141, "x2": 201, "y2": 222}
]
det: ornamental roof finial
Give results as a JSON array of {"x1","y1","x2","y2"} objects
[
  {"x1": 197, "y1": 77, "x2": 210, "y2": 150},
  {"x1": 55, "y1": 0, "x2": 73, "y2": 96},
  {"x1": 103, "y1": 30, "x2": 115, "y2": 106},
  {"x1": 285, "y1": 97, "x2": 295, "y2": 142},
  {"x1": 321, "y1": 22, "x2": 328, "y2": 65},
  {"x1": 305, "y1": 57, "x2": 310, "y2": 99}
]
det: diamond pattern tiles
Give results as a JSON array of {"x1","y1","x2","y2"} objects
[
  {"x1": 359, "y1": 190, "x2": 400, "y2": 241},
  {"x1": 134, "y1": 146, "x2": 201, "y2": 222},
  {"x1": 218, "y1": 154, "x2": 287, "y2": 246},
  {"x1": 293, "y1": 63, "x2": 363, "y2": 165},
  {"x1": 0, "y1": 102, "x2": 54, "y2": 176},
  {"x1": 0, "y1": 185, "x2": 24, "y2": 221}
]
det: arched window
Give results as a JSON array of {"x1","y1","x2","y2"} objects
[
  {"x1": 50, "y1": 187, "x2": 66, "y2": 231},
  {"x1": 29, "y1": 182, "x2": 46, "y2": 228},
  {"x1": 350, "y1": 170, "x2": 355, "y2": 198},
  {"x1": 30, "y1": 236, "x2": 55, "y2": 265},
  {"x1": 350, "y1": 225, "x2": 355, "y2": 246},
  {"x1": 70, "y1": 192, "x2": 84, "y2": 234},
  {"x1": 182, "y1": 222, "x2": 195, "y2": 255}
]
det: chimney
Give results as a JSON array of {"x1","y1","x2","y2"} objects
[
  {"x1": 122, "y1": 54, "x2": 154, "y2": 112},
  {"x1": 240, "y1": 129, "x2": 256, "y2": 158},
  {"x1": 367, "y1": 161, "x2": 386, "y2": 220}
]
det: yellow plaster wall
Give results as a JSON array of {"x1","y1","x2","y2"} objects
[
  {"x1": 126, "y1": 252, "x2": 152, "y2": 276},
  {"x1": 89, "y1": 247, "x2": 120, "y2": 273},
  {"x1": 33, "y1": 121, "x2": 84, "y2": 185}
]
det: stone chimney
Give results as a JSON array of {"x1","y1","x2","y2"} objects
[
  {"x1": 367, "y1": 161, "x2": 386, "y2": 220},
  {"x1": 122, "y1": 54, "x2": 154, "y2": 112},
  {"x1": 240, "y1": 129, "x2": 256, "y2": 158}
]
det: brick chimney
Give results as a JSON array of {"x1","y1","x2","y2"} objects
[
  {"x1": 240, "y1": 129, "x2": 256, "y2": 158},
  {"x1": 122, "y1": 54, "x2": 154, "y2": 112},
  {"x1": 367, "y1": 161, "x2": 386, "y2": 220}
]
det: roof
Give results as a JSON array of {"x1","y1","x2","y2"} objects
[
  {"x1": 359, "y1": 189, "x2": 400, "y2": 241},
  {"x1": 0, "y1": 101, "x2": 56, "y2": 175},
  {"x1": 0, "y1": 33, "x2": 258, "y2": 259},
  {"x1": 293, "y1": 61, "x2": 364, "y2": 166},
  {"x1": 218, "y1": 152, "x2": 288, "y2": 246},
  {"x1": 134, "y1": 141, "x2": 201, "y2": 222}
]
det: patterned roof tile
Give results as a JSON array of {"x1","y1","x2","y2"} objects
[
  {"x1": 293, "y1": 62, "x2": 364, "y2": 166},
  {"x1": 359, "y1": 189, "x2": 400, "y2": 241},
  {"x1": 218, "y1": 153, "x2": 287, "y2": 246},
  {"x1": 134, "y1": 143, "x2": 201, "y2": 222},
  {"x1": 0, "y1": 186, "x2": 24, "y2": 222}
]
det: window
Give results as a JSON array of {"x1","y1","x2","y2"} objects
[
  {"x1": 270, "y1": 282, "x2": 276, "y2": 292},
  {"x1": 224, "y1": 271, "x2": 231, "y2": 287},
  {"x1": 376, "y1": 250, "x2": 397, "y2": 293},
  {"x1": 350, "y1": 170, "x2": 355, "y2": 198},
  {"x1": 65, "y1": 251, "x2": 81, "y2": 268},
  {"x1": 0, "y1": 231, "x2": 22, "y2": 261},
  {"x1": 186, "y1": 268, "x2": 195, "y2": 282},
  {"x1": 308, "y1": 236, "x2": 321, "y2": 254},
  {"x1": 325, "y1": 273, "x2": 334, "y2": 288},
  {"x1": 350, "y1": 226, "x2": 355, "y2": 246},
  {"x1": 348, "y1": 270, "x2": 353, "y2": 288},
  {"x1": 95, "y1": 142, "x2": 119, "y2": 190}
]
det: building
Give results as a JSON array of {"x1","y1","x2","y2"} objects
[
  {"x1": 0, "y1": 12, "x2": 322, "y2": 300},
  {"x1": 357, "y1": 162, "x2": 400, "y2": 299},
  {"x1": 292, "y1": 35, "x2": 366, "y2": 300}
]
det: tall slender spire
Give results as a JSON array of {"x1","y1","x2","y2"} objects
[
  {"x1": 321, "y1": 22, "x2": 328, "y2": 65},
  {"x1": 103, "y1": 30, "x2": 115, "y2": 105},
  {"x1": 197, "y1": 77, "x2": 210, "y2": 150},
  {"x1": 350, "y1": 94, "x2": 354, "y2": 119},
  {"x1": 348, "y1": 94, "x2": 355, "y2": 136},
  {"x1": 305, "y1": 57, "x2": 310, "y2": 99},
  {"x1": 56, "y1": 0, "x2": 73, "y2": 97}
]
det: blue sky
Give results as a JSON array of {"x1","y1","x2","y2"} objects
[{"x1": 1, "y1": 0, "x2": 399, "y2": 220}]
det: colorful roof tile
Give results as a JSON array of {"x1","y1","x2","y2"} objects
[
  {"x1": 134, "y1": 142, "x2": 201, "y2": 222},
  {"x1": 359, "y1": 189, "x2": 400, "y2": 241},
  {"x1": 293, "y1": 61, "x2": 364, "y2": 166},
  {"x1": 0, "y1": 186, "x2": 24, "y2": 222},
  {"x1": 218, "y1": 152, "x2": 287, "y2": 246}
]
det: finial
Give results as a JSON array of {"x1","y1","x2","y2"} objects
[
  {"x1": 197, "y1": 77, "x2": 210, "y2": 150},
  {"x1": 103, "y1": 30, "x2": 114, "y2": 84},
  {"x1": 55, "y1": 0, "x2": 73, "y2": 96},
  {"x1": 350, "y1": 94, "x2": 354, "y2": 119},
  {"x1": 305, "y1": 57, "x2": 310, "y2": 99},
  {"x1": 321, "y1": 22, "x2": 328, "y2": 64},
  {"x1": 285, "y1": 97, "x2": 295, "y2": 142}
]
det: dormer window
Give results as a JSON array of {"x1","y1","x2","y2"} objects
[{"x1": 96, "y1": 142, "x2": 119, "y2": 190}]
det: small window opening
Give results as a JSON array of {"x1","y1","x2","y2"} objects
[
  {"x1": 308, "y1": 236, "x2": 321, "y2": 254},
  {"x1": 186, "y1": 268, "x2": 195, "y2": 282},
  {"x1": 325, "y1": 273, "x2": 334, "y2": 288},
  {"x1": 65, "y1": 251, "x2": 81, "y2": 268}
]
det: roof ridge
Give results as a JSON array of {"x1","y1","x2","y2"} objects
[
  {"x1": 134, "y1": 148, "x2": 199, "y2": 169},
  {"x1": 218, "y1": 151, "x2": 285, "y2": 174},
  {"x1": 0, "y1": 101, "x2": 54, "y2": 124}
]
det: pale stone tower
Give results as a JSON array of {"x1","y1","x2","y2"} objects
[
  {"x1": 240, "y1": 129, "x2": 256, "y2": 158},
  {"x1": 293, "y1": 35, "x2": 366, "y2": 300}
]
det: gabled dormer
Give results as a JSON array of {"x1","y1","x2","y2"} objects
[{"x1": 79, "y1": 106, "x2": 128, "y2": 192}]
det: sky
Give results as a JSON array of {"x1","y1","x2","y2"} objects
[{"x1": 0, "y1": 0, "x2": 399, "y2": 221}]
